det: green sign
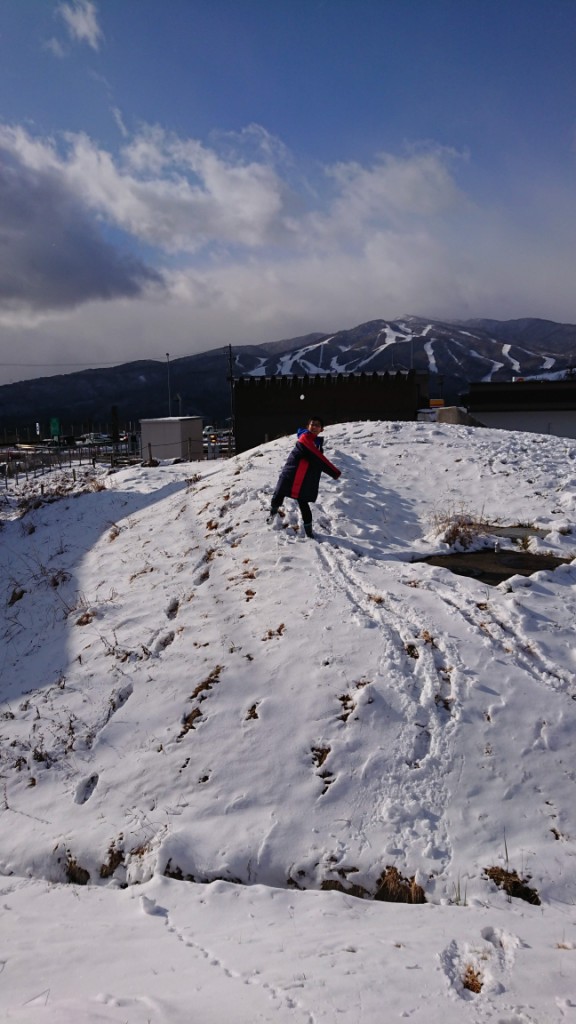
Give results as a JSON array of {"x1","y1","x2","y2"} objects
[{"x1": 50, "y1": 417, "x2": 60, "y2": 438}]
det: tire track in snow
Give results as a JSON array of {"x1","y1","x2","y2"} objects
[
  {"x1": 433, "y1": 572, "x2": 576, "y2": 696},
  {"x1": 308, "y1": 539, "x2": 458, "y2": 882}
]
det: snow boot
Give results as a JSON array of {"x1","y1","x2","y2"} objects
[
  {"x1": 267, "y1": 505, "x2": 280, "y2": 524},
  {"x1": 303, "y1": 521, "x2": 315, "y2": 539}
]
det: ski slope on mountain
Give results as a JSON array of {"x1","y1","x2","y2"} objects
[
  {"x1": 1, "y1": 421, "x2": 576, "y2": 1022},
  {"x1": 236, "y1": 317, "x2": 576, "y2": 386}
]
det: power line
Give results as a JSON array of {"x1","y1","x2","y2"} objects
[{"x1": 0, "y1": 361, "x2": 130, "y2": 367}]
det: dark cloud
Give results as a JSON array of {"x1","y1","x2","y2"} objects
[{"x1": 0, "y1": 147, "x2": 163, "y2": 312}]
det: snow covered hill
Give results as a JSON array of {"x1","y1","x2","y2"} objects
[{"x1": 1, "y1": 421, "x2": 576, "y2": 1023}]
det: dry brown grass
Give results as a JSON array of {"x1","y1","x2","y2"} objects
[
  {"x1": 311, "y1": 746, "x2": 330, "y2": 768},
  {"x1": 320, "y1": 878, "x2": 369, "y2": 899},
  {"x1": 75, "y1": 610, "x2": 94, "y2": 626},
  {"x1": 64, "y1": 852, "x2": 90, "y2": 885},
  {"x1": 484, "y1": 865, "x2": 541, "y2": 905},
  {"x1": 430, "y1": 504, "x2": 496, "y2": 550},
  {"x1": 189, "y1": 665, "x2": 223, "y2": 701},
  {"x1": 177, "y1": 666, "x2": 223, "y2": 740},
  {"x1": 178, "y1": 707, "x2": 203, "y2": 737},
  {"x1": 100, "y1": 841, "x2": 124, "y2": 879},
  {"x1": 374, "y1": 866, "x2": 426, "y2": 904},
  {"x1": 462, "y1": 963, "x2": 483, "y2": 993},
  {"x1": 338, "y1": 694, "x2": 355, "y2": 722},
  {"x1": 261, "y1": 623, "x2": 285, "y2": 640}
]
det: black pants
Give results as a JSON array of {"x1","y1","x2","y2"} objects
[{"x1": 271, "y1": 489, "x2": 312, "y2": 525}]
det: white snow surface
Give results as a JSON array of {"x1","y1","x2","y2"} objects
[
  {"x1": 481, "y1": 360, "x2": 505, "y2": 382},
  {"x1": 502, "y1": 344, "x2": 521, "y2": 374},
  {"x1": 423, "y1": 341, "x2": 438, "y2": 373},
  {"x1": 275, "y1": 340, "x2": 330, "y2": 375},
  {"x1": 1, "y1": 420, "x2": 576, "y2": 1022}
]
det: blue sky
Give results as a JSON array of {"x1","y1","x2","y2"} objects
[{"x1": 0, "y1": 0, "x2": 575, "y2": 383}]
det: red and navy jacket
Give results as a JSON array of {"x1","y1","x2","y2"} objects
[{"x1": 275, "y1": 428, "x2": 341, "y2": 503}]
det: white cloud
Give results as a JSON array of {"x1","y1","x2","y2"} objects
[
  {"x1": 119, "y1": 127, "x2": 288, "y2": 249},
  {"x1": 328, "y1": 148, "x2": 465, "y2": 222},
  {"x1": 43, "y1": 36, "x2": 66, "y2": 58},
  {"x1": 1, "y1": 124, "x2": 467, "y2": 264},
  {"x1": 112, "y1": 107, "x2": 129, "y2": 139},
  {"x1": 0, "y1": 127, "x2": 162, "y2": 314},
  {"x1": 0, "y1": 124, "x2": 288, "y2": 254},
  {"x1": 0, "y1": 118, "x2": 574, "y2": 384},
  {"x1": 56, "y1": 0, "x2": 103, "y2": 51}
]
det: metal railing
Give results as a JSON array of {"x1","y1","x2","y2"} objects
[
  {"x1": 1, "y1": 433, "x2": 236, "y2": 486},
  {"x1": 0, "y1": 442, "x2": 140, "y2": 486}
]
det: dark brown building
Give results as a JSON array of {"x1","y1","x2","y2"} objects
[{"x1": 233, "y1": 371, "x2": 429, "y2": 453}]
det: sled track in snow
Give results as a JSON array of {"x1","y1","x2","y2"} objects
[{"x1": 304, "y1": 534, "x2": 460, "y2": 881}]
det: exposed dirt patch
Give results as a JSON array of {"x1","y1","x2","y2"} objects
[
  {"x1": 100, "y1": 841, "x2": 124, "y2": 879},
  {"x1": 320, "y1": 878, "x2": 369, "y2": 899},
  {"x1": 484, "y1": 865, "x2": 541, "y2": 905},
  {"x1": 64, "y1": 853, "x2": 90, "y2": 885}
]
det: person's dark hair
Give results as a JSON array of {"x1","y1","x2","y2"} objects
[{"x1": 308, "y1": 416, "x2": 324, "y2": 429}]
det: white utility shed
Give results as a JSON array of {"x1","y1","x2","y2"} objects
[{"x1": 140, "y1": 417, "x2": 203, "y2": 461}]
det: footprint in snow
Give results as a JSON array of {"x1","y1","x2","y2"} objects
[
  {"x1": 154, "y1": 632, "x2": 175, "y2": 653},
  {"x1": 140, "y1": 895, "x2": 168, "y2": 918},
  {"x1": 74, "y1": 772, "x2": 99, "y2": 805}
]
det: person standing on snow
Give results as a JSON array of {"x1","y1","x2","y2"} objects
[{"x1": 267, "y1": 417, "x2": 341, "y2": 539}]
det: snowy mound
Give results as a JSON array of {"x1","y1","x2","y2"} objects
[{"x1": 2, "y1": 420, "x2": 576, "y2": 911}]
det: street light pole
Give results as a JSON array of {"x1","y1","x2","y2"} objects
[{"x1": 166, "y1": 352, "x2": 172, "y2": 417}]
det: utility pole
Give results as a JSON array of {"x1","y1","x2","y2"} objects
[
  {"x1": 227, "y1": 344, "x2": 235, "y2": 440},
  {"x1": 166, "y1": 353, "x2": 172, "y2": 416}
]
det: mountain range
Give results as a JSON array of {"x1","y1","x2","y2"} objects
[{"x1": 1, "y1": 315, "x2": 575, "y2": 434}]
